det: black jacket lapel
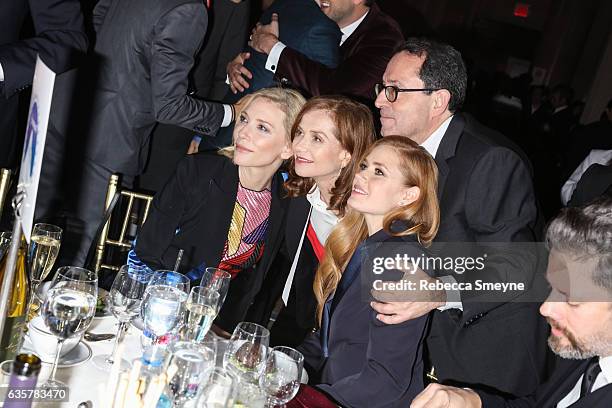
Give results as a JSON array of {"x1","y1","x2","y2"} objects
[{"x1": 434, "y1": 114, "x2": 464, "y2": 200}]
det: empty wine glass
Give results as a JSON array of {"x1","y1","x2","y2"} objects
[
  {"x1": 141, "y1": 271, "x2": 189, "y2": 341},
  {"x1": 223, "y1": 322, "x2": 270, "y2": 384},
  {"x1": 40, "y1": 266, "x2": 98, "y2": 389},
  {"x1": 167, "y1": 341, "x2": 217, "y2": 406},
  {"x1": 259, "y1": 346, "x2": 303, "y2": 407},
  {"x1": 200, "y1": 268, "x2": 231, "y2": 305},
  {"x1": 92, "y1": 264, "x2": 153, "y2": 371},
  {"x1": 197, "y1": 367, "x2": 237, "y2": 408},
  {"x1": 182, "y1": 286, "x2": 220, "y2": 343}
]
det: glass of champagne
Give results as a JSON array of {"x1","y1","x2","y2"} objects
[
  {"x1": 141, "y1": 271, "x2": 190, "y2": 342},
  {"x1": 259, "y1": 346, "x2": 303, "y2": 407},
  {"x1": 40, "y1": 266, "x2": 97, "y2": 389},
  {"x1": 201, "y1": 268, "x2": 231, "y2": 305},
  {"x1": 223, "y1": 322, "x2": 270, "y2": 384},
  {"x1": 92, "y1": 264, "x2": 153, "y2": 371},
  {"x1": 183, "y1": 286, "x2": 220, "y2": 343},
  {"x1": 27, "y1": 223, "x2": 62, "y2": 316}
]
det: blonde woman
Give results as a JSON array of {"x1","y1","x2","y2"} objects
[
  {"x1": 299, "y1": 136, "x2": 440, "y2": 407},
  {"x1": 132, "y1": 88, "x2": 306, "y2": 334}
]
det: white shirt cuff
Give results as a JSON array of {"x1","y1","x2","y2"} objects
[
  {"x1": 437, "y1": 275, "x2": 463, "y2": 311},
  {"x1": 0, "y1": 62, "x2": 4, "y2": 81},
  {"x1": 265, "y1": 42, "x2": 286, "y2": 73},
  {"x1": 221, "y1": 104, "x2": 232, "y2": 127}
]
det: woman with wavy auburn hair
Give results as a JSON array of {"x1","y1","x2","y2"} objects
[
  {"x1": 247, "y1": 96, "x2": 376, "y2": 346},
  {"x1": 298, "y1": 136, "x2": 440, "y2": 407}
]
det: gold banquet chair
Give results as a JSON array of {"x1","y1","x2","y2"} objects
[
  {"x1": 89, "y1": 174, "x2": 154, "y2": 274},
  {"x1": 0, "y1": 169, "x2": 13, "y2": 220}
]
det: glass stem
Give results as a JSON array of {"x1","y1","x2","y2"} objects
[
  {"x1": 108, "y1": 321, "x2": 127, "y2": 364},
  {"x1": 49, "y1": 339, "x2": 64, "y2": 382}
]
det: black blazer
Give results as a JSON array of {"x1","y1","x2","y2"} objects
[
  {"x1": 477, "y1": 357, "x2": 612, "y2": 407},
  {"x1": 0, "y1": 0, "x2": 87, "y2": 168},
  {"x1": 84, "y1": 0, "x2": 224, "y2": 176},
  {"x1": 568, "y1": 163, "x2": 612, "y2": 207},
  {"x1": 427, "y1": 113, "x2": 551, "y2": 397},
  {"x1": 135, "y1": 153, "x2": 287, "y2": 332},
  {"x1": 298, "y1": 232, "x2": 428, "y2": 408}
]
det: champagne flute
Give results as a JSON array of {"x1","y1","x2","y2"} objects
[
  {"x1": 92, "y1": 264, "x2": 153, "y2": 371},
  {"x1": 183, "y1": 286, "x2": 220, "y2": 343},
  {"x1": 223, "y1": 322, "x2": 270, "y2": 384},
  {"x1": 141, "y1": 271, "x2": 189, "y2": 341},
  {"x1": 259, "y1": 346, "x2": 303, "y2": 407},
  {"x1": 200, "y1": 268, "x2": 231, "y2": 305},
  {"x1": 26, "y1": 223, "x2": 62, "y2": 317},
  {"x1": 40, "y1": 266, "x2": 97, "y2": 389}
]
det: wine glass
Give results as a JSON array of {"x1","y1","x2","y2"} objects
[
  {"x1": 182, "y1": 286, "x2": 220, "y2": 343},
  {"x1": 141, "y1": 271, "x2": 190, "y2": 341},
  {"x1": 197, "y1": 367, "x2": 237, "y2": 408},
  {"x1": 223, "y1": 322, "x2": 270, "y2": 384},
  {"x1": 40, "y1": 266, "x2": 97, "y2": 389},
  {"x1": 92, "y1": 264, "x2": 153, "y2": 371},
  {"x1": 26, "y1": 223, "x2": 62, "y2": 318},
  {"x1": 200, "y1": 268, "x2": 231, "y2": 305},
  {"x1": 167, "y1": 341, "x2": 217, "y2": 406},
  {"x1": 259, "y1": 346, "x2": 303, "y2": 407}
]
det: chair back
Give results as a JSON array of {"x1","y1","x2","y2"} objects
[
  {"x1": 93, "y1": 175, "x2": 154, "y2": 274},
  {"x1": 0, "y1": 169, "x2": 12, "y2": 221}
]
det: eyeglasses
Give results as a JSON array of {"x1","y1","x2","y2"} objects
[{"x1": 375, "y1": 83, "x2": 441, "y2": 102}]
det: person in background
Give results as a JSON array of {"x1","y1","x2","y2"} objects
[
  {"x1": 131, "y1": 88, "x2": 305, "y2": 335},
  {"x1": 298, "y1": 136, "x2": 440, "y2": 407},
  {"x1": 561, "y1": 149, "x2": 612, "y2": 206},
  {"x1": 235, "y1": 0, "x2": 403, "y2": 107},
  {"x1": 411, "y1": 198, "x2": 612, "y2": 408},
  {"x1": 247, "y1": 96, "x2": 376, "y2": 347},
  {"x1": 0, "y1": 0, "x2": 87, "y2": 169}
]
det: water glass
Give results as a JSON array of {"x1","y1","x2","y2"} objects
[
  {"x1": 167, "y1": 341, "x2": 216, "y2": 406},
  {"x1": 197, "y1": 367, "x2": 237, "y2": 408},
  {"x1": 259, "y1": 346, "x2": 303, "y2": 407},
  {"x1": 141, "y1": 271, "x2": 189, "y2": 340}
]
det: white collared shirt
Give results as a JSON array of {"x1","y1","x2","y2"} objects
[
  {"x1": 265, "y1": 9, "x2": 369, "y2": 73},
  {"x1": 306, "y1": 186, "x2": 338, "y2": 244},
  {"x1": 0, "y1": 63, "x2": 4, "y2": 81},
  {"x1": 557, "y1": 356, "x2": 612, "y2": 407},
  {"x1": 420, "y1": 115, "x2": 453, "y2": 158}
]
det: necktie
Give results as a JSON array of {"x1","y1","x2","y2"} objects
[{"x1": 579, "y1": 358, "x2": 602, "y2": 397}]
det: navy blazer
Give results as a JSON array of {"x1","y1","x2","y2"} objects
[
  {"x1": 298, "y1": 231, "x2": 428, "y2": 408},
  {"x1": 135, "y1": 152, "x2": 287, "y2": 332},
  {"x1": 238, "y1": 0, "x2": 341, "y2": 97}
]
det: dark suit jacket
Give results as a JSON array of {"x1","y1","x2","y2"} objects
[
  {"x1": 275, "y1": 3, "x2": 403, "y2": 103},
  {"x1": 299, "y1": 231, "x2": 428, "y2": 408},
  {"x1": 85, "y1": 0, "x2": 224, "y2": 176},
  {"x1": 240, "y1": 0, "x2": 340, "y2": 97},
  {"x1": 134, "y1": 153, "x2": 287, "y2": 332},
  {"x1": 246, "y1": 196, "x2": 319, "y2": 346},
  {"x1": 477, "y1": 357, "x2": 612, "y2": 407},
  {"x1": 0, "y1": 0, "x2": 87, "y2": 168},
  {"x1": 568, "y1": 163, "x2": 612, "y2": 207},
  {"x1": 427, "y1": 113, "x2": 551, "y2": 397}
]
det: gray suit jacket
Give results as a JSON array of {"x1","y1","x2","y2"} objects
[{"x1": 86, "y1": 0, "x2": 224, "y2": 176}]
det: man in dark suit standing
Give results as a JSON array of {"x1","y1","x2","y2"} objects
[
  {"x1": 370, "y1": 38, "x2": 550, "y2": 397},
  {"x1": 53, "y1": 0, "x2": 234, "y2": 265},
  {"x1": 233, "y1": 0, "x2": 403, "y2": 105},
  {"x1": 411, "y1": 199, "x2": 612, "y2": 408},
  {"x1": 0, "y1": 0, "x2": 87, "y2": 169}
]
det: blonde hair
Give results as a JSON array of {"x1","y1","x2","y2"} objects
[
  {"x1": 218, "y1": 87, "x2": 306, "y2": 158},
  {"x1": 313, "y1": 136, "x2": 441, "y2": 324}
]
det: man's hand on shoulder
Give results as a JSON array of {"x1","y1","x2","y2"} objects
[
  {"x1": 248, "y1": 13, "x2": 280, "y2": 55},
  {"x1": 411, "y1": 384, "x2": 482, "y2": 408}
]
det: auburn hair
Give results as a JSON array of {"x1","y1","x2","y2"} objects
[
  {"x1": 284, "y1": 96, "x2": 376, "y2": 216},
  {"x1": 313, "y1": 136, "x2": 440, "y2": 324}
]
